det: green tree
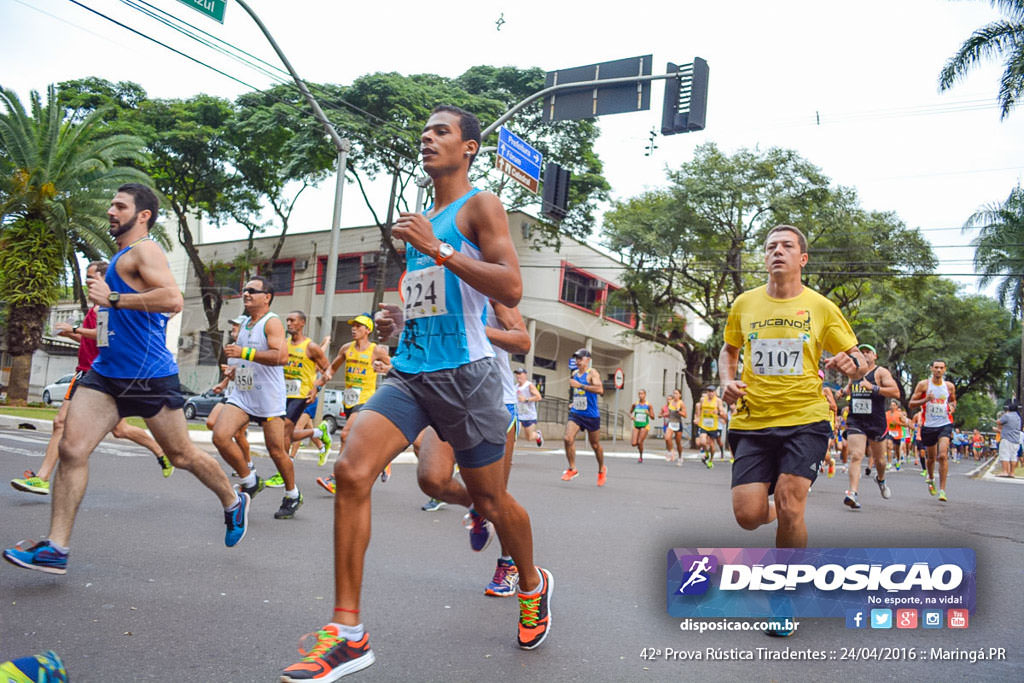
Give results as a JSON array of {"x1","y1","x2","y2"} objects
[
  {"x1": 454, "y1": 65, "x2": 610, "y2": 243},
  {"x1": 854, "y1": 276, "x2": 1018, "y2": 408},
  {"x1": 228, "y1": 84, "x2": 336, "y2": 263},
  {"x1": 956, "y1": 392, "x2": 999, "y2": 431},
  {"x1": 316, "y1": 68, "x2": 610, "y2": 307},
  {"x1": 964, "y1": 184, "x2": 1024, "y2": 402},
  {"x1": 939, "y1": 0, "x2": 1024, "y2": 119},
  {"x1": 0, "y1": 85, "x2": 149, "y2": 402},
  {"x1": 127, "y1": 94, "x2": 240, "y2": 361},
  {"x1": 602, "y1": 143, "x2": 934, "y2": 411}
]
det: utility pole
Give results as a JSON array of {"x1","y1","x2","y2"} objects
[{"x1": 233, "y1": 0, "x2": 350, "y2": 341}]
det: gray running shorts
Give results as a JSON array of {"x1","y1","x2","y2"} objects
[{"x1": 362, "y1": 357, "x2": 508, "y2": 468}]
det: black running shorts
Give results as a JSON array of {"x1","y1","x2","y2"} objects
[{"x1": 728, "y1": 421, "x2": 831, "y2": 494}]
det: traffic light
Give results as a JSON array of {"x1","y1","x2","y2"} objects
[
  {"x1": 542, "y1": 162, "x2": 571, "y2": 222},
  {"x1": 661, "y1": 57, "x2": 709, "y2": 135}
]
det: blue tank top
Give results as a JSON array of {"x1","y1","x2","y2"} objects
[
  {"x1": 392, "y1": 188, "x2": 494, "y2": 373},
  {"x1": 569, "y1": 369, "x2": 599, "y2": 418},
  {"x1": 90, "y1": 239, "x2": 177, "y2": 379}
]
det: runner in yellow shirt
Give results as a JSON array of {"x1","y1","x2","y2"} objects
[
  {"x1": 316, "y1": 314, "x2": 391, "y2": 493},
  {"x1": 694, "y1": 386, "x2": 727, "y2": 468},
  {"x1": 719, "y1": 226, "x2": 867, "y2": 637}
]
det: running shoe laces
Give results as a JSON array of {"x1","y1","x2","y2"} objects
[
  {"x1": 519, "y1": 593, "x2": 541, "y2": 627},
  {"x1": 298, "y1": 627, "x2": 342, "y2": 660}
]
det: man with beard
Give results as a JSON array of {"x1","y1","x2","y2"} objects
[{"x1": 3, "y1": 184, "x2": 249, "y2": 575}]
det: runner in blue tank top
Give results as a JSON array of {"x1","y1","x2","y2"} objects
[
  {"x1": 561, "y1": 348, "x2": 607, "y2": 485},
  {"x1": 283, "y1": 106, "x2": 552, "y2": 682},
  {"x1": 3, "y1": 184, "x2": 250, "y2": 579}
]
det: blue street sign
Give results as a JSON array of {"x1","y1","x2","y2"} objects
[{"x1": 497, "y1": 127, "x2": 542, "y2": 180}]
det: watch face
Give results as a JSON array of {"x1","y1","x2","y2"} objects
[{"x1": 440, "y1": 243, "x2": 454, "y2": 258}]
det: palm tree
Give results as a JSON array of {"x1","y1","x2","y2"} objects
[
  {"x1": 964, "y1": 185, "x2": 1024, "y2": 402},
  {"x1": 0, "y1": 85, "x2": 150, "y2": 403},
  {"x1": 939, "y1": 0, "x2": 1024, "y2": 120}
]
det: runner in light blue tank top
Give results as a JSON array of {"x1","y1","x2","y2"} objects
[
  {"x1": 393, "y1": 188, "x2": 493, "y2": 374},
  {"x1": 282, "y1": 109, "x2": 551, "y2": 680}
]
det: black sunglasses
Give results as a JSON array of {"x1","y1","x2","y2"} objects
[{"x1": 242, "y1": 287, "x2": 267, "y2": 295}]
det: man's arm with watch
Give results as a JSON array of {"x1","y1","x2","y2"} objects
[
  {"x1": 391, "y1": 194, "x2": 522, "y2": 308},
  {"x1": 85, "y1": 252, "x2": 184, "y2": 314}
]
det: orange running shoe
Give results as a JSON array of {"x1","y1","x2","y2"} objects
[
  {"x1": 560, "y1": 468, "x2": 578, "y2": 481},
  {"x1": 517, "y1": 567, "x2": 553, "y2": 650},
  {"x1": 827, "y1": 462, "x2": 836, "y2": 478},
  {"x1": 316, "y1": 475, "x2": 336, "y2": 495},
  {"x1": 597, "y1": 466, "x2": 607, "y2": 487},
  {"x1": 280, "y1": 625, "x2": 374, "y2": 681}
]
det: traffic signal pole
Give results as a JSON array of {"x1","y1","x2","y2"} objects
[{"x1": 480, "y1": 69, "x2": 685, "y2": 139}]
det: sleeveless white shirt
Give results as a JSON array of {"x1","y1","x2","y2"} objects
[
  {"x1": 923, "y1": 380, "x2": 952, "y2": 428},
  {"x1": 227, "y1": 312, "x2": 286, "y2": 418}
]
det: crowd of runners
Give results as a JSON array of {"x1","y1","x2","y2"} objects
[{"x1": 2, "y1": 104, "x2": 1018, "y2": 681}]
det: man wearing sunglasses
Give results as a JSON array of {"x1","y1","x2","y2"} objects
[{"x1": 214, "y1": 276, "x2": 301, "y2": 520}]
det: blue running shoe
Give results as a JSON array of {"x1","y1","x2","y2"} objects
[
  {"x1": 464, "y1": 508, "x2": 495, "y2": 552},
  {"x1": 224, "y1": 492, "x2": 250, "y2": 547},
  {"x1": 485, "y1": 558, "x2": 519, "y2": 597},
  {"x1": 421, "y1": 498, "x2": 446, "y2": 512},
  {"x1": 3, "y1": 540, "x2": 67, "y2": 575},
  {"x1": 0, "y1": 650, "x2": 67, "y2": 682}
]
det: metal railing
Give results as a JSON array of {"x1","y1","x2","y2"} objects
[{"x1": 536, "y1": 396, "x2": 630, "y2": 439}]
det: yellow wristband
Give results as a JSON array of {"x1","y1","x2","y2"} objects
[{"x1": 243, "y1": 347, "x2": 255, "y2": 361}]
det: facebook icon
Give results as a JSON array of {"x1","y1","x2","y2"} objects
[{"x1": 845, "y1": 609, "x2": 866, "y2": 629}]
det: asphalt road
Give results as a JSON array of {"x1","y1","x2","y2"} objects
[{"x1": 1, "y1": 427, "x2": 1022, "y2": 682}]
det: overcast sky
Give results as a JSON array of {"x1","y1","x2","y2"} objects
[{"x1": 3, "y1": 0, "x2": 1024, "y2": 294}]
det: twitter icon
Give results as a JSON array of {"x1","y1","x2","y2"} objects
[{"x1": 870, "y1": 609, "x2": 892, "y2": 629}]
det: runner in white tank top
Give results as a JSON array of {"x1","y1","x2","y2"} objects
[
  {"x1": 908, "y1": 360, "x2": 957, "y2": 502},
  {"x1": 215, "y1": 276, "x2": 301, "y2": 520}
]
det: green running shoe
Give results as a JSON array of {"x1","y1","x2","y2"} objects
[
  {"x1": 316, "y1": 421, "x2": 332, "y2": 466},
  {"x1": 11, "y1": 474, "x2": 50, "y2": 495},
  {"x1": 156, "y1": 454, "x2": 175, "y2": 478},
  {"x1": 266, "y1": 473, "x2": 285, "y2": 488}
]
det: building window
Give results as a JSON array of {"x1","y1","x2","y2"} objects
[
  {"x1": 534, "y1": 356, "x2": 557, "y2": 371},
  {"x1": 560, "y1": 267, "x2": 603, "y2": 312},
  {"x1": 317, "y1": 255, "x2": 364, "y2": 294},
  {"x1": 362, "y1": 252, "x2": 403, "y2": 292},
  {"x1": 265, "y1": 260, "x2": 294, "y2": 296},
  {"x1": 603, "y1": 286, "x2": 633, "y2": 326},
  {"x1": 215, "y1": 265, "x2": 242, "y2": 298}
]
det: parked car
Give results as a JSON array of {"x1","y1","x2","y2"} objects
[
  {"x1": 183, "y1": 390, "x2": 227, "y2": 420},
  {"x1": 41, "y1": 374, "x2": 75, "y2": 405},
  {"x1": 319, "y1": 388, "x2": 346, "y2": 434}
]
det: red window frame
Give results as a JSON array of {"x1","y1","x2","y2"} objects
[{"x1": 316, "y1": 253, "x2": 365, "y2": 294}]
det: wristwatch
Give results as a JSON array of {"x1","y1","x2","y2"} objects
[
  {"x1": 107, "y1": 292, "x2": 121, "y2": 308},
  {"x1": 435, "y1": 241, "x2": 455, "y2": 266}
]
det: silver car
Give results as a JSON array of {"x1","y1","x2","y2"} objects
[{"x1": 41, "y1": 374, "x2": 75, "y2": 405}]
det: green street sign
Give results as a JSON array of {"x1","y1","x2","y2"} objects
[{"x1": 177, "y1": 0, "x2": 227, "y2": 23}]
